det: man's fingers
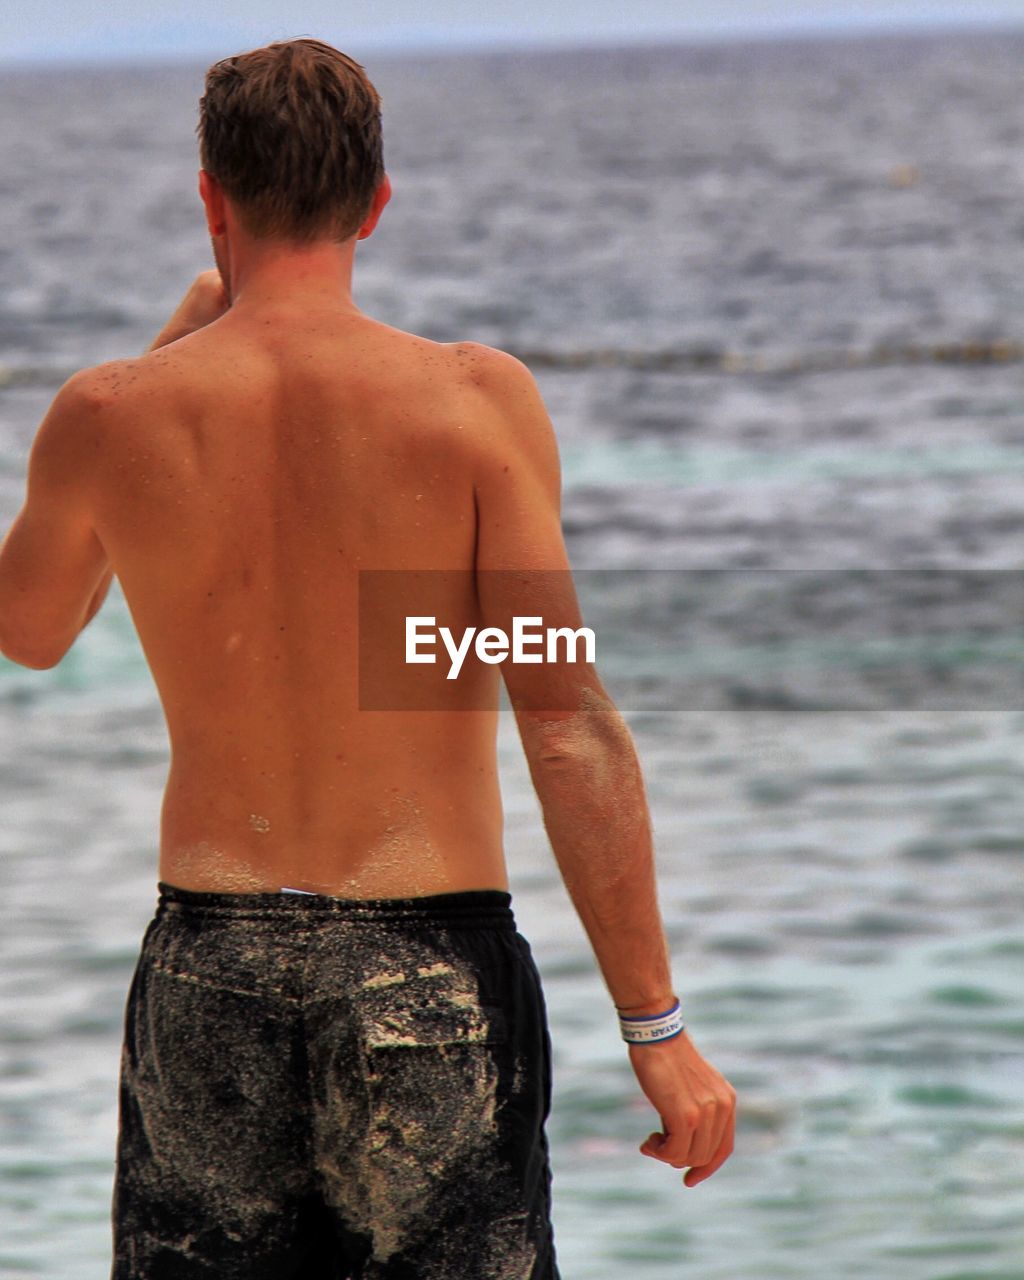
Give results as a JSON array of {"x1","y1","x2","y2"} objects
[
  {"x1": 640, "y1": 1094, "x2": 737, "y2": 1178},
  {"x1": 682, "y1": 1110, "x2": 736, "y2": 1187},
  {"x1": 640, "y1": 1130, "x2": 688, "y2": 1163},
  {"x1": 695, "y1": 1092, "x2": 735, "y2": 1169},
  {"x1": 674, "y1": 1091, "x2": 736, "y2": 1169},
  {"x1": 639, "y1": 1130, "x2": 667, "y2": 1157},
  {"x1": 640, "y1": 1123, "x2": 694, "y2": 1169}
]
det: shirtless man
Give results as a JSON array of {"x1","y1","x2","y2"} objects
[{"x1": 0, "y1": 37, "x2": 735, "y2": 1280}]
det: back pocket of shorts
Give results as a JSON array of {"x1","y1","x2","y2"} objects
[{"x1": 357, "y1": 967, "x2": 509, "y2": 1050}]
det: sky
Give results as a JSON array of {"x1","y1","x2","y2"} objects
[{"x1": 1, "y1": 0, "x2": 1023, "y2": 64}]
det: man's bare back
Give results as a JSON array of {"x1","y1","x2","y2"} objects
[{"x1": 92, "y1": 309, "x2": 512, "y2": 897}]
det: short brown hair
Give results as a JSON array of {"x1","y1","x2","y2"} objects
[{"x1": 196, "y1": 37, "x2": 384, "y2": 244}]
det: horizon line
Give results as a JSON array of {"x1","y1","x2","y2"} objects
[{"x1": 2, "y1": 15, "x2": 1024, "y2": 71}]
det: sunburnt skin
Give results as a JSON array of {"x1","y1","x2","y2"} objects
[{"x1": 88, "y1": 316, "x2": 510, "y2": 900}]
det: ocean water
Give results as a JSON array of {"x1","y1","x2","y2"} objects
[{"x1": 2, "y1": 26, "x2": 1024, "y2": 1279}]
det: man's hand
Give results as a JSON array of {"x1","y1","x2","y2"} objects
[
  {"x1": 177, "y1": 268, "x2": 231, "y2": 328},
  {"x1": 628, "y1": 1031, "x2": 737, "y2": 1187},
  {"x1": 146, "y1": 270, "x2": 231, "y2": 353}
]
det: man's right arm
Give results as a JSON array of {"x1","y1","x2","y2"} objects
[
  {"x1": 467, "y1": 343, "x2": 736, "y2": 1188},
  {"x1": 145, "y1": 270, "x2": 230, "y2": 353}
]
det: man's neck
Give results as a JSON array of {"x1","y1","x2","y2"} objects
[{"x1": 223, "y1": 236, "x2": 361, "y2": 315}]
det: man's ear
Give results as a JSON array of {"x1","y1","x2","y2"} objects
[
  {"x1": 356, "y1": 173, "x2": 392, "y2": 241},
  {"x1": 198, "y1": 169, "x2": 227, "y2": 237}
]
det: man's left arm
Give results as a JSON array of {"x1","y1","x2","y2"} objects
[{"x1": 0, "y1": 369, "x2": 115, "y2": 670}]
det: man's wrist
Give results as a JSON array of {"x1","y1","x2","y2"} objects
[
  {"x1": 617, "y1": 994, "x2": 685, "y2": 1044},
  {"x1": 614, "y1": 993, "x2": 678, "y2": 1018}
]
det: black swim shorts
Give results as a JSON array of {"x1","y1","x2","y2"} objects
[{"x1": 111, "y1": 882, "x2": 560, "y2": 1279}]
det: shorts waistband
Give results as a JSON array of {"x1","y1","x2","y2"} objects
[{"x1": 156, "y1": 881, "x2": 517, "y2": 930}]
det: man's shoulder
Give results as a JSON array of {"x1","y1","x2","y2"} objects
[
  {"x1": 444, "y1": 340, "x2": 537, "y2": 392},
  {"x1": 376, "y1": 329, "x2": 532, "y2": 384},
  {"x1": 53, "y1": 354, "x2": 186, "y2": 466},
  {"x1": 442, "y1": 343, "x2": 548, "y2": 451},
  {"x1": 74, "y1": 343, "x2": 224, "y2": 416},
  {"x1": 49, "y1": 358, "x2": 148, "y2": 427},
  {"x1": 440, "y1": 342, "x2": 558, "y2": 484}
]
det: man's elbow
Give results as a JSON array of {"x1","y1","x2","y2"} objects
[
  {"x1": 0, "y1": 632, "x2": 64, "y2": 669},
  {"x1": 517, "y1": 683, "x2": 634, "y2": 760}
]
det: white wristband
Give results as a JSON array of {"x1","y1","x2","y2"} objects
[{"x1": 617, "y1": 997, "x2": 685, "y2": 1044}]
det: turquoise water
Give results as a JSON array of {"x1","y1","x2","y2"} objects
[{"x1": 2, "y1": 27, "x2": 1024, "y2": 1280}]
